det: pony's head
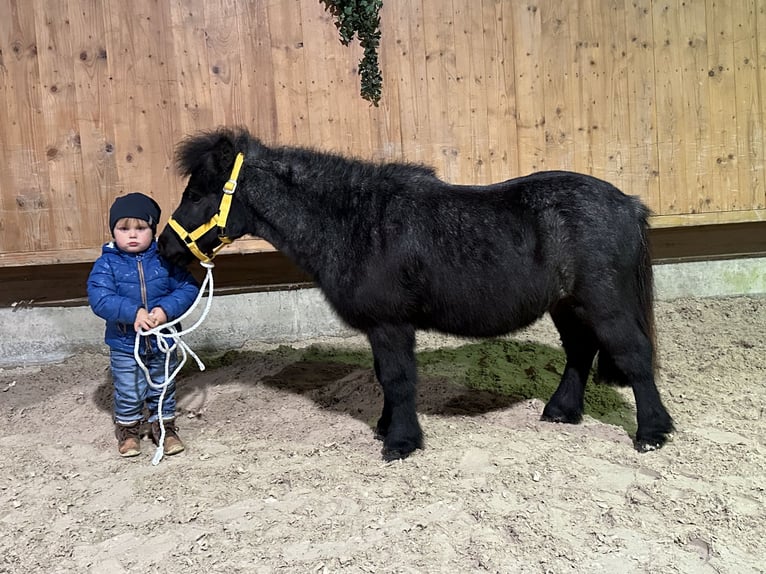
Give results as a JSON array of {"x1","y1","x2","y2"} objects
[{"x1": 158, "y1": 128, "x2": 252, "y2": 266}]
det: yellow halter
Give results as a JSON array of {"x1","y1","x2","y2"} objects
[{"x1": 168, "y1": 152, "x2": 244, "y2": 264}]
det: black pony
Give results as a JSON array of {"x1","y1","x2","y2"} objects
[{"x1": 159, "y1": 127, "x2": 673, "y2": 460}]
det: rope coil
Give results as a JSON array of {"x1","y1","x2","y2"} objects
[{"x1": 133, "y1": 261, "x2": 215, "y2": 465}]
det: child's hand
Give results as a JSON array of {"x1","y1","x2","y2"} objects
[
  {"x1": 149, "y1": 307, "x2": 168, "y2": 326},
  {"x1": 134, "y1": 308, "x2": 155, "y2": 332}
]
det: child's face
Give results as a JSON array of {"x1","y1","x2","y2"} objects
[{"x1": 113, "y1": 217, "x2": 154, "y2": 253}]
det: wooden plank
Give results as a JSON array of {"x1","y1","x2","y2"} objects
[
  {"x1": 421, "y1": 0, "x2": 460, "y2": 181},
  {"x1": 151, "y1": 0, "x2": 186, "y2": 219},
  {"x1": 564, "y1": 1, "x2": 585, "y2": 174},
  {"x1": 203, "y1": 0, "x2": 245, "y2": 127},
  {"x1": 603, "y1": 0, "x2": 631, "y2": 188},
  {"x1": 104, "y1": 0, "x2": 181, "y2": 232},
  {"x1": 68, "y1": 0, "x2": 121, "y2": 243},
  {"x1": 650, "y1": 220, "x2": 766, "y2": 260},
  {"x1": 452, "y1": 1, "x2": 476, "y2": 182},
  {"x1": 705, "y1": 0, "x2": 739, "y2": 212},
  {"x1": 0, "y1": 0, "x2": 18, "y2": 253},
  {"x1": 757, "y1": 0, "x2": 766, "y2": 210},
  {"x1": 0, "y1": 250, "x2": 312, "y2": 307},
  {"x1": 652, "y1": 0, "x2": 687, "y2": 215},
  {"x1": 540, "y1": 0, "x2": 575, "y2": 172},
  {"x1": 650, "y1": 208, "x2": 766, "y2": 227},
  {"x1": 266, "y1": 0, "x2": 311, "y2": 146},
  {"x1": 567, "y1": 0, "x2": 588, "y2": 174},
  {"x1": 461, "y1": 1, "x2": 491, "y2": 182},
  {"x1": 481, "y1": 0, "x2": 519, "y2": 182},
  {"x1": 571, "y1": 0, "x2": 609, "y2": 177},
  {"x1": 316, "y1": 0, "x2": 378, "y2": 157},
  {"x1": 731, "y1": 0, "x2": 764, "y2": 211},
  {"x1": 673, "y1": 0, "x2": 711, "y2": 215},
  {"x1": 1, "y1": 0, "x2": 53, "y2": 253},
  {"x1": 624, "y1": 0, "x2": 660, "y2": 210},
  {"x1": 510, "y1": 2, "x2": 545, "y2": 174},
  {"x1": 300, "y1": 0, "x2": 343, "y2": 152},
  {"x1": 381, "y1": 0, "x2": 423, "y2": 162},
  {"x1": 103, "y1": 0, "x2": 157, "y2": 208},
  {"x1": 315, "y1": 0, "x2": 387, "y2": 159},
  {"x1": 34, "y1": 0, "x2": 84, "y2": 250},
  {"x1": 168, "y1": 0, "x2": 215, "y2": 137},
  {"x1": 237, "y1": 0, "x2": 278, "y2": 141},
  {"x1": 380, "y1": 0, "x2": 447, "y2": 166},
  {"x1": 368, "y1": 1, "x2": 408, "y2": 161}
]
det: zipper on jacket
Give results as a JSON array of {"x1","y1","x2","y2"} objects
[{"x1": 137, "y1": 256, "x2": 152, "y2": 356}]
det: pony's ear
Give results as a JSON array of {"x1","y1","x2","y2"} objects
[
  {"x1": 207, "y1": 132, "x2": 237, "y2": 175},
  {"x1": 176, "y1": 127, "x2": 247, "y2": 177}
]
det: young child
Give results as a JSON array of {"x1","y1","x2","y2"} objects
[{"x1": 87, "y1": 193, "x2": 200, "y2": 457}]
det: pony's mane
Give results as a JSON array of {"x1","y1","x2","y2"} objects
[
  {"x1": 270, "y1": 142, "x2": 440, "y2": 188},
  {"x1": 175, "y1": 126, "x2": 439, "y2": 186},
  {"x1": 175, "y1": 127, "x2": 252, "y2": 177}
]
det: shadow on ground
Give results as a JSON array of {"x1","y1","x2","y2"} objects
[{"x1": 174, "y1": 339, "x2": 637, "y2": 437}]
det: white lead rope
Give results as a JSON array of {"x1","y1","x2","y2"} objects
[{"x1": 133, "y1": 261, "x2": 215, "y2": 465}]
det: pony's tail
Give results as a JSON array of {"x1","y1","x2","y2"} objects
[
  {"x1": 636, "y1": 206, "x2": 657, "y2": 373},
  {"x1": 595, "y1": 203, "x2": 656, "y2": 384}
]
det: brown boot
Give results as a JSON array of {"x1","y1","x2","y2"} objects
[
  {"x1": 151, "y1": 419, "x2": 185, "y2": 455},
  {"x1": 115, "y1": 422, "x2": 141, "y2": 457}
]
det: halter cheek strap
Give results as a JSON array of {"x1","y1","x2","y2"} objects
[{"x1": 168, "y1": 152, "x2": 244, "y2": 263}]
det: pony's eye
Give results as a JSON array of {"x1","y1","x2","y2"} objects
[{"x1": 185, "y1": 189, "x2": 205, "y2": 204}]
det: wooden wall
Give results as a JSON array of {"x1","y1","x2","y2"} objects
[{"x1": 1, "y1": 0, "x2": 764, "y2": 266}]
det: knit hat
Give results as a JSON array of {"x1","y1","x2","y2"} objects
[{"x1": 109, "y1": 193, "x2": 161, "y2": 235}]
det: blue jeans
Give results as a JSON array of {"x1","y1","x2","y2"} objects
[{"x1": 110, "y1": 349, "x2": 178, "y2": 425}]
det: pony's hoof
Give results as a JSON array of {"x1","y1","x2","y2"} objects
[
  {"x1": 635, "y1": 431, "x2": 673, "y2": 452},
  {"x1": 381, "y1": 446, "x2": 414, "y2": 461},
  {"x1": 540, "y1": 405, "x2": 583, "y2": 425},
  {"x1": 635, "y1": 416, "x2": 674, "y2": 452},
  {"x1": 380, "y1": 434, "x2": 423, "y2": 461}
]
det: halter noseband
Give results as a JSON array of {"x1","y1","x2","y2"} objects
[{"x1": 168, "y1": 152, "x2": 244, "y2": 264}]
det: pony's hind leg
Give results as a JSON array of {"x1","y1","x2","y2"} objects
[
  {"x1": 366, "y1": 323, "x2": 423, "y2": 460},
  {"x1": 542, "y1": 300, "x2": 599, "y2": 425},
  {"x1": 588, "y1": 307, "x2": 674, "y2": 451}
]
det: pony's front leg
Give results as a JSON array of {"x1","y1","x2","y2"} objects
[
  {"x1": 367, "y1": 323, "x2": 423, "y2": 460},
  {"x1": 542, "y1": 302, "x2": 599, "y2": 424}
]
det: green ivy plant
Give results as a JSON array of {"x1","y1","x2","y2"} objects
[{"x1": 320, "y1": 0, "x2": 383, "y2": 106}]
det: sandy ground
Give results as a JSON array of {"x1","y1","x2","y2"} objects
[{"x1": 1, "y1": 295, "x2": 764, "y2": 574}]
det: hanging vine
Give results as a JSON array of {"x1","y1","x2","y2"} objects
[{"x1": 320, "y1": 0, "x2": 383, "y2": 106}]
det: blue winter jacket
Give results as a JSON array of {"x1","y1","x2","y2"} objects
[{"x1": 87, "y1": 240, "x2": 200, "y2": 354}]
